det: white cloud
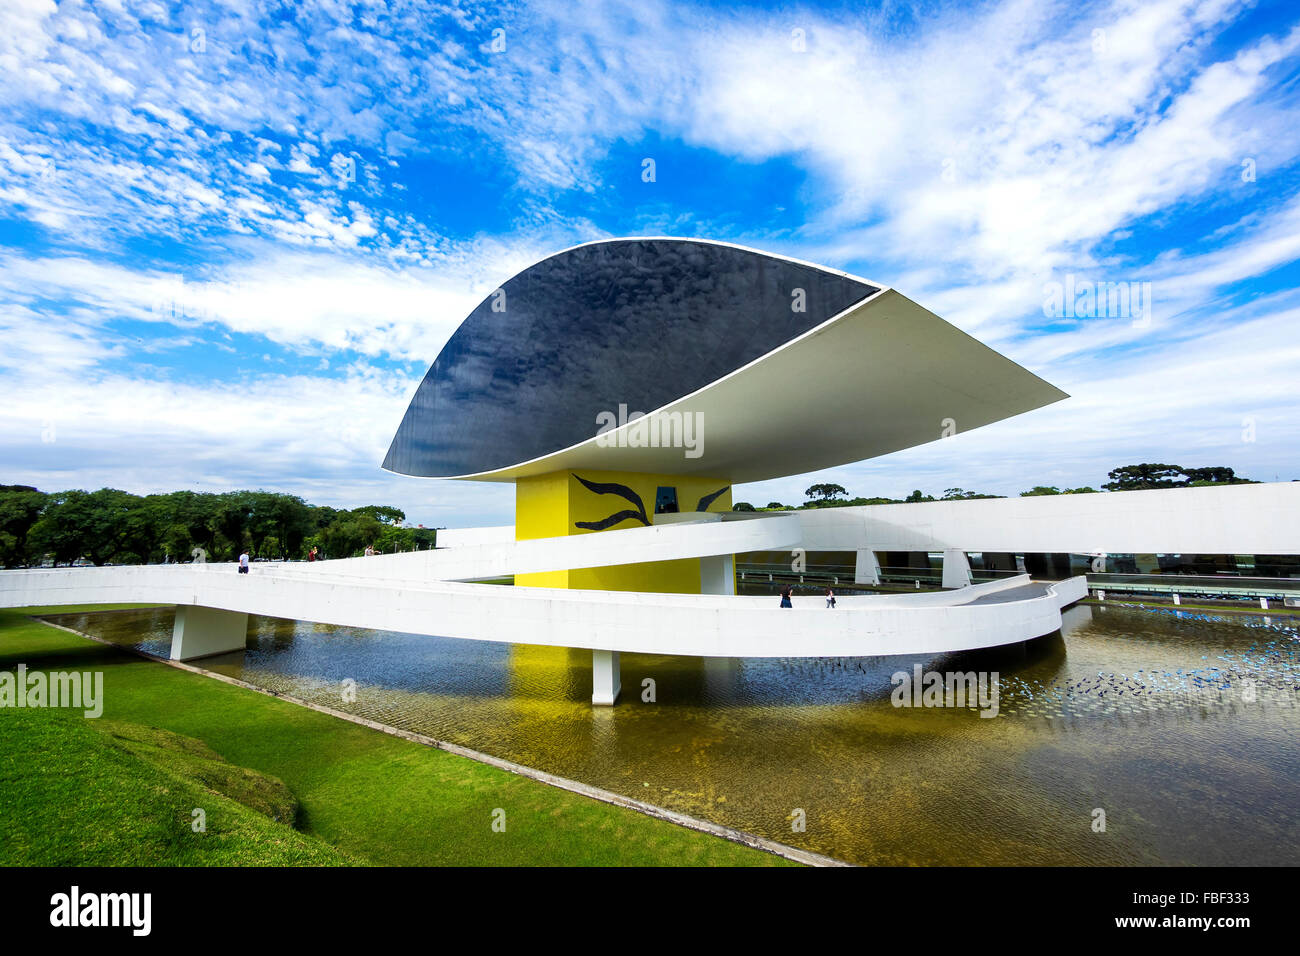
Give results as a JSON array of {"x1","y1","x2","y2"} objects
[
  {"x1": 0, "y1": 234, "x2": 559, "y2": 364},
  {"x1": 0, "y1": 0, "x2": 1297, "y2": 526},
  {"x1": 0, "y1": 362, "x2": 511, "y2": 525}
]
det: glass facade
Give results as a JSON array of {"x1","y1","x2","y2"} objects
[
  {"x1": 654, "y1": 486, "x2": 679, "y2": 515},
  {"x1": 383, "y1": 239, "x2": 877, "y2": 477}
]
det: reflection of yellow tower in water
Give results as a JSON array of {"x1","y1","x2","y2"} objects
[
  {"x1": 495, "y1": 642, "x2": 616, "y2": 765},
  {"x1": 504, "y1": 643, "x2": 587, "y2": 701},
  {"x1": 513, "y1": 469, "x2": 732, "y2": 593},
  {"x1": 508, "y1": 469, "x2": 733, "y2": 706}
]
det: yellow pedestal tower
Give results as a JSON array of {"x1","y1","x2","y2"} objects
[{"x1": 515, "y1": 469, "x2": 732, "y2": 593}]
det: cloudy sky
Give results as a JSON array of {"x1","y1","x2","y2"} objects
[{"x1": 2, "y1": 0, "x2": 1297, "y2": 527}]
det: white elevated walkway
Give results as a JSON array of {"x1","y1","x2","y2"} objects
[
  {"x1": 0, "y1": 514, "x2": 1087, "y2": 704},
  {"x1": 0, "y1": 562, "x2": 1085, "y2": 658}
]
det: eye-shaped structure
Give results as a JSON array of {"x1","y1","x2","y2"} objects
[{"x1": 383, "y1": 237, "x2": 1066, "y2": 484}]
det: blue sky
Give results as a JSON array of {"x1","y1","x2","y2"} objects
[{"x1": 1, "y1": 0, "x2": 1298, "y2": 527}]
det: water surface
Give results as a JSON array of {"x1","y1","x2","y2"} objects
[{"x1": 46, "y1": 603, "x2": 1300, "y2": 865}]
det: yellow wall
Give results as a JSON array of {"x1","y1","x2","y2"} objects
[
  {"x1": 514, "y1": 469, "x2": 732, "y2": 593},
  {"x1": 513, "y1": 470, "x2": 571, "y2": 589}
]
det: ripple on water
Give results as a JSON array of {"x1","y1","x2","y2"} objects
[{"x1": 41, "y1": 603, "x2": 1300, "y2": 866}]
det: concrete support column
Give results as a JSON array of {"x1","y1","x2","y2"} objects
[
  {"x1": 170, "y1": 605, "x2": 249, "y2": 661},
  {"x1": 941, "y1": 549, "x2": 973, "y2": 589},
  {"x1": 854, "y1": 548, "x2": 881, "y2": 585},
  {"x1": 700, "y1": 554, "x2": 736, "y2": 595},
  {"x1": 592, "y1": 650, "x2": 621, "y2": 705}
]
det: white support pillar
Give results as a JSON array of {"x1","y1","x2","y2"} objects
[
  {"x1": 700, "y1": 554, "x2": 736, "y2": 595},
  {"x1": 592, "y1": 650, "x2": 621, "y2": 706},
  {"x1": 170, "y1": 606, "x2": 249, "y2": 661},
  {"x1": 941, "y1": 549, "x2": 973, "y2": 589},
  {"x1": 854, "y1": 549, "x2": 881, "y2": 586}
]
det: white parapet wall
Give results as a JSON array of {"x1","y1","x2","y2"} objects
[
  {"x1": 794, "y1": 481, "x2": 1300, "y2": 555},
  {"x1": 294, "y1": 513, "x2": 802, "y2": 582}
]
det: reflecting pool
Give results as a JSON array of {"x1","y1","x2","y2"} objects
[{"x1": 44, "y1": 603, "x2": 1300, "y2": 865}]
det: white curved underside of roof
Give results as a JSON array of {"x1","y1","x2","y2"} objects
[{"x1": 428, "y1": 288, "x2": 1068, "y2": 483}]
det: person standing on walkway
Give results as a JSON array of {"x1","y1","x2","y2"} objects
[
  {"x1": 779, "y1": 583, "x2": 793, "y2": 608},
  {"x1": 238, "y1": 551, "x2": 250, "y2": 574},
  {"x1": 826, "y1": 586, "x2": 836, "y2": 608},
  {"x1": 308, "y1": 546, "x2": 318, "y2": 562}
]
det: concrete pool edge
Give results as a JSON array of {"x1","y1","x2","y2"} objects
[{"x1": 33, "y1": 613, "x2": 852, "y2": 869}]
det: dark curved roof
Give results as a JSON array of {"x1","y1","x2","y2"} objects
[{"x1": 383, "y1": 238, "x2": 877, "y2": 478}]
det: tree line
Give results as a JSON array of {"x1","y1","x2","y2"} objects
[
  {"x1": 0, "y1": 485, "x2": 436, "y2": 569},
  {"x1": 733, "y1": 463, "x2": 1260, "y2": 511}
]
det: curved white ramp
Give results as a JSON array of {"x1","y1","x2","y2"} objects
[
  {"x1": 0, "y1": 561, "x2": 1085, "y2": 658},
  {"x1": 288, "y1": 514, "x2": 801, "y2": 582},
  {"x1": 0, "y1": 514, "x2": 1087, "y2": 703}
]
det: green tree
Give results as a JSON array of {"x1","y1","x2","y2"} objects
[
  {"x1": 1182, "y1": 466, "x2": 1234, "y2": 484},
  {"x1": 29, "y1": 489, "x2": 142, "y2": 566},
  {"x1": 0, "y1": 486, "x2": 48, "y2": 568},
  {"x1": 210, "y1": 491, "x2": 256, "y2": 560},
  {"x1": 375, "y1": 524, "x2": 437, "y2": 554},
  {"x1": 731, "y1": 502, "x2": 756, "y2": 512},
  {"x1": 11, "y1": 485, "x2": 430, "y2": 565},
  {"x1": 353, "y1": 505, "x2": 406, "y2": 525},
  {"x1": 941, "y1": 488, "x2": 1003, "y2": 500},
  {"x1": 1020, "y1": 486, "x2": 1061, "y2": 496},
  {"x1": 319, "y1": 511, "x2": 385, "y2": 559},
  {"x1": 115, "y1": 494, "x2": 164, "y2": 563},
  {"x1": 243, "y1": 491, "x2": 314, "y2": 558},
  {"x1": 154, "y1": 490, "x2": 221, "y2": 561},
  {"x1": 1182, "y1": 466, "x2": 1255, "y2": 486},
  {"x1": 804, "y1": 483, "x2": 847, "y2": 502},
  {"x1": 1101, "y1": 463, "x2": 1186, "y2": 491}
]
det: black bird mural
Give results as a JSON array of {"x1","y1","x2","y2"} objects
[
  {"x1": 696, "y1": 485, "x2": 730, "y2": 512},
  {"x1": 572, "y1": 474, "x2": 650, "y2": 531},
  {"x1": 571, "y1": 476, "x2": 733, "y2": 530}
]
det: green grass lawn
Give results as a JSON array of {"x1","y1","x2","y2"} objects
[{"x1": 0, "y1": 607, "x2": 793, "y2": 867}]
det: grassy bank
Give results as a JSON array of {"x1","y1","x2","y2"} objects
[{"x1": 0, "y1": 607, "x2": 791, "y2": 866}]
